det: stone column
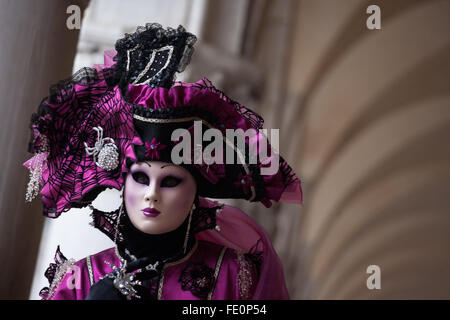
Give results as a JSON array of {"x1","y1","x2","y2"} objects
[{"x1": 0, "y1": 0, "x2": 88, "y2": 299}]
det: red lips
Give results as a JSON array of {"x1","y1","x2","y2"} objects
[{"x1": 142, "y1": 207, "x2": 161, "y2": 217}]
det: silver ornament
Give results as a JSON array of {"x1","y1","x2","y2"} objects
[
  {"x1": 84, "y1": 126, "x2": 119, "y2": 171},
  {"x1": 97, "y1": 143, "x2": 119, "y2": 171}
]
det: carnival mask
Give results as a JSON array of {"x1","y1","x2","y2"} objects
[{"x1": 124, "y1": 161, "x2": 197, "y2": 235}]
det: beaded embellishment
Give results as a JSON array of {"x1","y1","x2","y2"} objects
[
  {"x1": 40, "y1": 246, "x2": 76, "y2": 300},
  {"x1": 236, "y1": 251, "x2": 254, "y2": 300},
  {"x1": 25, "y1": 136, "x2": 49, "y2": 202}
]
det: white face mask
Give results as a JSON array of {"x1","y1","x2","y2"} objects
[{"x1": 124, "y1": 161, "x2": 197, "y2": 235}]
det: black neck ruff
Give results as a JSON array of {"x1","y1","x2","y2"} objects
[{"x1": 117, "y1": 207, "x2": 195, "y2": 264}]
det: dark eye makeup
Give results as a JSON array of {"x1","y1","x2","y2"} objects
[
  {"x1": 161, "y1": 176, "x2": 182, "y2": 188},
  {"x1": 131, "y1": 171, "x2": 182, "y2": 188},
  {"x1": 132, "y1": 172, "x2": 149, "y2": 185}
]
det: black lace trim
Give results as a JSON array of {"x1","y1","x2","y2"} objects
[
  {"x1": 48, "y1": 67, "x2": 116, "y2": 105},
  {"x1": 114, "y1": 23, "x2": 197, "y2": 90},
  {"x1": 90, "y1": 207, "x2": 123, "y2": 243},
  {"x1": 39, "y1": 246, "x2": 68, "y2": 299},
  {"x1": 191, "y1": 204, "x2": 222, "y2": 234},
  {"x1": 28, "y1": 67, "x2": 116, "y2": 154},
  {"x1": 279, "y1": 155, "x2": 300, "y2": 188},
  {"x1": 179, "y1": 262, "x2": 215, "y2": 299},
  {"x1": 187, "y1": 79, "x2": 265, "y2": 131}
]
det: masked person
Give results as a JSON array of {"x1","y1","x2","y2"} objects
[{"x1": 25, "y1": 23, "x2": 303, "y2": 300}]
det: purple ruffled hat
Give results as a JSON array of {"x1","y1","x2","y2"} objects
[{"x1": 24, "y1": 23, "x2": 302, "y2": 226}]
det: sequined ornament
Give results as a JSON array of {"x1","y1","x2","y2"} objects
[
  {"x1": 84, "y1": 126, "x2": 119, "y2": 171},
  {"x1": 236, "y1": 252, "x2": 254, "y2": 299},
  {"x1": 97, "y1": 143, "x2": 119, "y2": 171},
  {"x1": 25, "y1": 136, "x2": 49, "y2": 202},
  {"x1": 46, "y1": 258, "x2": 76, "y2": 300},
  {"x1": 102, "y1": 261, "x2": 142, "y2": 300}
]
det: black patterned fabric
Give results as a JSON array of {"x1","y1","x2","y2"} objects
[
  {"x1": 39, "y1": 246, "x2": 68, "y2": 299},
  {"x1": 179, "y1": 262, "x2": 215, "y2": 299},
  {"x1": 114, "y1": 23, "x2": 196, "y2": 90}
]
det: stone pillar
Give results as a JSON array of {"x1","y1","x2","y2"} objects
[{"x1": 0, "y1": 0, "x2": 88, "y2": 299}]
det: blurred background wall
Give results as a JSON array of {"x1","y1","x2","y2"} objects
[
  {"x1": 0, "y1": 0, "x2": 449, "y2": 299},
  {"x1": 0, "y1": 0, "x2": 89, "y2": 299}
]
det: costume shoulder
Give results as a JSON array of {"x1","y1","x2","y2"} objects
[{"x1": 40, "y1": 247, "x2": 118, "y2": 300}]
